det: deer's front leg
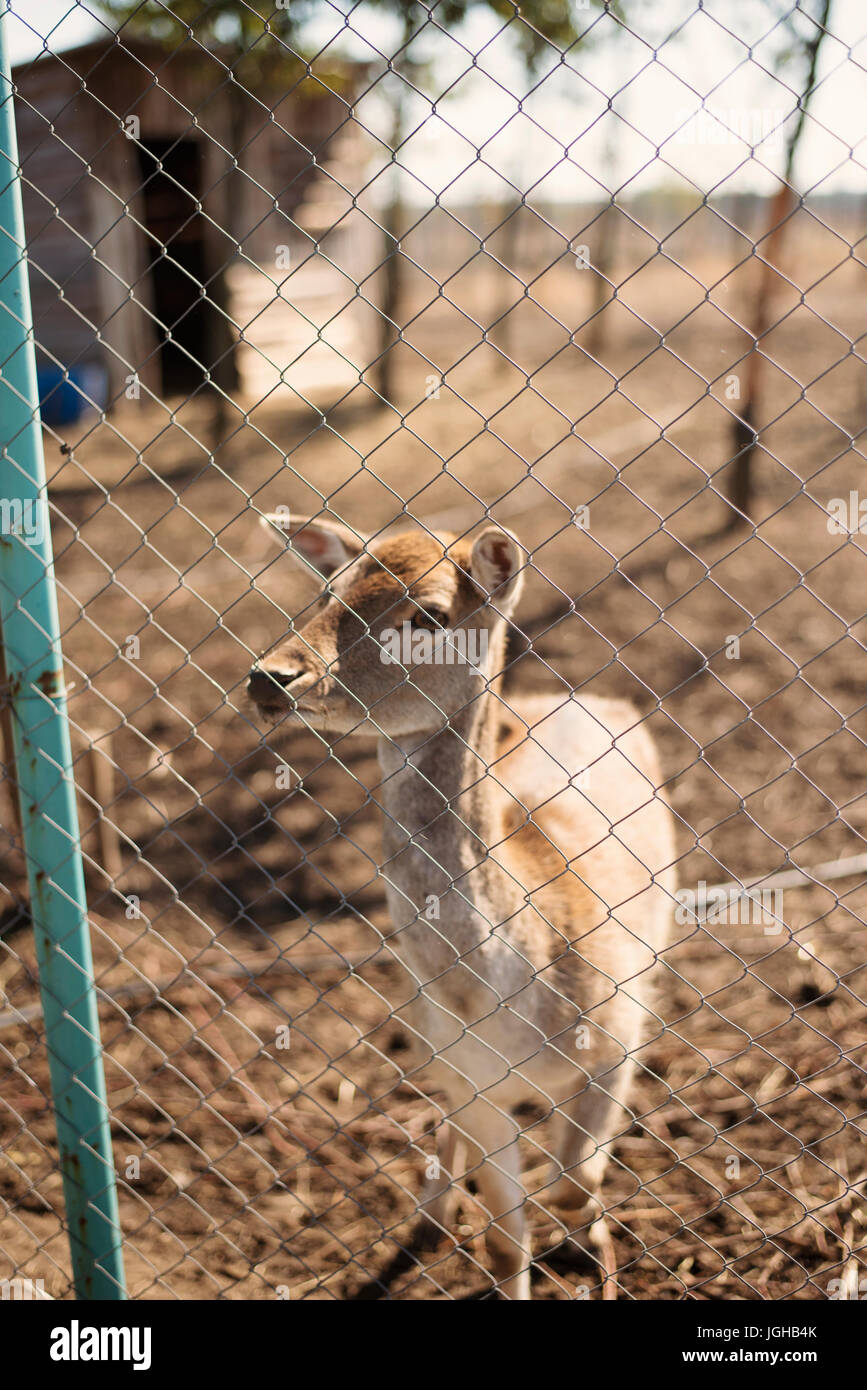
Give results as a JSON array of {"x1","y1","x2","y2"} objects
[{"x1": 454, "y1": 1097, "x2": 531, "y2": 1300}]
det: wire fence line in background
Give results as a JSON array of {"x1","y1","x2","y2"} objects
[{"x1": 0, "y1": 0, "x2": 865, "y2": 1301}]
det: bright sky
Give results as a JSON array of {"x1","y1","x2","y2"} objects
[{"x1": 5, "y1": 0, "x2": 867, "y2": 203}]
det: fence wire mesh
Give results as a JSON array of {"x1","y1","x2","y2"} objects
[{"x1": 1, "y1": 0, "x2": 866, "y2": 1300}]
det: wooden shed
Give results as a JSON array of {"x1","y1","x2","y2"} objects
[{"x1": 12, "y1": 37, "x2": 379, "y2": 411}]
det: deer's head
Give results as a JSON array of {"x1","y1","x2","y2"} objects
[{"x1": 247, "y1": 515, "x2": 525, "y2": 739}]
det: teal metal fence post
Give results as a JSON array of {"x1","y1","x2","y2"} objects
[{"x1": 0, "y1": 8, "x2": 125, "y2": 1299}]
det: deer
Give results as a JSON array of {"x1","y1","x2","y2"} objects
[{"x1": 246, "y1": 513, "x2": 677, "y2": 1300}]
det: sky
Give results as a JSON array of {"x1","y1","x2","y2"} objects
[{"x1": 4, "y1": 0, "x2": 867, "y2": 204}]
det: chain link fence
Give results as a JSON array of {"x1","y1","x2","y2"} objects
[{"x1": 1, "y1": 0, "x2": 866, "y2": 1299}]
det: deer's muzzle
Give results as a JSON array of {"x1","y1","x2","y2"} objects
[{"x1": 247, "y1": 659, "x2": 328, "y2": 716}]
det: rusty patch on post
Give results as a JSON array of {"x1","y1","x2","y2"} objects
[{"x1": 36, "y1": 668, "x2": 63, "y2": 698}]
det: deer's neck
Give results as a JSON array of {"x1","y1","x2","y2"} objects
[{"x1": 376, "y1": 692, "x2": 517, "y2": 958}]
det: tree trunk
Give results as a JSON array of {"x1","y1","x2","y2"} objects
[
  {"x1": 586, "y1": 197, "x2": 619, "y2": 359},
  {"x1": 495, "y1": 200, "x2": 521, "y2": 371},
  {"x1": 375, "y1": 175, "x2": 404, "y2": 406},
  {"x1": 374, "y1": 24, "x2": 416, "y2": 407},
  {"x1": 722, "y1": 0, "x2": 833, "y2": 530}
]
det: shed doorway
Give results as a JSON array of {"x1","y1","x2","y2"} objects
[{"x1": 138, "y1": 138, "x2": 230, "y2": 397}]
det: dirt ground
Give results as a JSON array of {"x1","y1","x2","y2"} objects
[{"x1": 1, "y1": 207, "x2": 866, "y2": 1299}]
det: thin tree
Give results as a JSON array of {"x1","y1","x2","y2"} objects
[{"x1": 722, "y1": 0, "x2": 834, "y2": 530}]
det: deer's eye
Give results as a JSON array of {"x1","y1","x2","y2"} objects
[{"x1": 411, "y1": 606, "x2": 449, "y2": 631}]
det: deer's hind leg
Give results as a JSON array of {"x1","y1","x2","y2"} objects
[
  {"x1": 417, "y1": 1122, "x2": 463, "y2": 1248},
  {"x1": 546, "y1": 1058, "x2": 638, "y2": 1221}
]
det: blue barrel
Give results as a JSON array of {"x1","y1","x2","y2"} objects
[{"x1": 37, "y1": 364, "x2": 107, "y2": 426}]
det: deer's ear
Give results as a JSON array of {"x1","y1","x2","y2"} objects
[
  {"x1": 260, "y1": 512, "x2": 365, "y2": 578},
  {"x1": 469, "y1": 525, "x2": 525, "y2": 611}
]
